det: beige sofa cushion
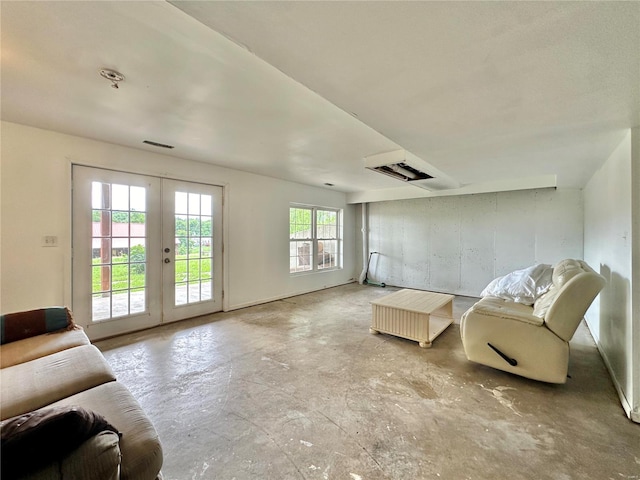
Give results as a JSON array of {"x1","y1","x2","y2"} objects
[
  {"x1": 0, "y1": 345, "x2": 116, "y2": 420},
  {"x1": 532, "y1": 260, "x2": 583, "y2": 318},
  {"x1": 532, "y1": 286, "x2": 558, "y2": 319},
  {"x1": 551, "y1": 258, "x2": 584, "y2": 287},
  {"x1": 47, "y1": 382, "x2": 163, "y2": 480},
  {"x1": 468, "y1": 296, "x2": 543, "y2": 326},
  {"x1": 0, "y1": 327, "x2": 90, "y2": 368}
]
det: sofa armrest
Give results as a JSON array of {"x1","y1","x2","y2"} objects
[
  {"x1": 0, "y1": 327, "x2": 90, "y2": 369},
  {"x1": 47, "y1": 382, "x2": 163, "y2": 480},
  {"x1": 544, "y1": 270, "x2": 606, "y2": 341},
  {"x1": 20, "y1": 431, "x2": 121, "y2": 480}
]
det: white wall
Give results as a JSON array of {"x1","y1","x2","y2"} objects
[
  {"x1": 584, "y1": 128, "x2": 639, "y2": 422},
  {"x1": 365, "y1": 188, "x2": 583, "y2": 297},
  {"x1": 634, "y1": 127, "x2": 640, "y2": 423},
  {"x1": 0, "y1": 121, "x2": 357, "y2": 316}
]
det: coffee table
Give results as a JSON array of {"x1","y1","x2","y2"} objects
[{"x1": 370, "y1": 289, "x2": 454, "y2": 348}]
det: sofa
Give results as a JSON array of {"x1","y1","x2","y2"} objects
[
  {"x1": 460, "y1": 259, "x2": 606, "y2": 384},
  {"x1": 0, "y1": 308, "x2": 163, "y2": 479}
]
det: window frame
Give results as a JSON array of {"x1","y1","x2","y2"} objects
[{"x1": 289, "y1": 204, "x2": 342, "y2": 274}]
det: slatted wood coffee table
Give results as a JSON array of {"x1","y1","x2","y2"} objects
[{"x1": 370, "y1": 289, "x2": 455, "y2": 348}]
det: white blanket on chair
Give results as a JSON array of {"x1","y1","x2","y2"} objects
[{"x1": 480, "y1": 264, "x2": 554, "y2": 305}]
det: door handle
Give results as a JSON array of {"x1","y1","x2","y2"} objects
[
  {"x1": 164, "y1": 247, "x2": 170, "y2": 253},
  {"x1": 164, "y1": 258, "x2": 171, "y2": 264}
]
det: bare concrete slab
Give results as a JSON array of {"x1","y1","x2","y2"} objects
[{"x1": 96, "y1": 284, "x2": 639, "y2": 480}]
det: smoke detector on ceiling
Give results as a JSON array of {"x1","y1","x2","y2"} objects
[
  {"x1": 99, "y1": 68, "x2": 125, "y2": 89},
  {"x1": 365, "y1": 149, "x2": 460, "y2": 191}
]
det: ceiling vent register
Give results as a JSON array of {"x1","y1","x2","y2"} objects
[
  {"x1": 371, "y1": 162, "x2": 433, "y2": 182},
  {"x1": 364, "y1": 150, "x2": 460, "y2": 191}
]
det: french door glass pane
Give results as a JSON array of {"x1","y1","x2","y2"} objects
[
  {"x1": 130, "y1": 186, "x2": 146, "y2": 211},
  {"x1": 189, "y1": 283, "x2": 201, "y2": 303},
  {"x1": 91, "y1": 181, "x2": 148, "y2": 321},
  {"x1": 201, "y1": 280, "x2": 212, "y2": 301},
  {"x1": 201, "y1": 259, "x2": 211, "y2": 279},
  {"x1": 175, "y1": 285, "x2": 188, "y2": 305},
  {"x1": 130, "y1": 288, "x2": 146, "y2": 315},
  {"x1": 112, "y1": 292, "x2": 129, "y2": 318},
  {"x1": 173, "y1": 192, "x2": 213, "y2": 306},
  {"x1": 93, "y1": 292, "x2": 111, "y2": 321},
  {"x1": 189, "y1": 194, "x2": 200, "y2": 215}
]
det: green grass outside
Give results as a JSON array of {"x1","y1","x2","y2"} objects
[{"x1": 92, "y1": 252, "x2": 212, "y2": 293}]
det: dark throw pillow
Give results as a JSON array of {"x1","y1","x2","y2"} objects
[
  {"x1": 1, "y1": 405, "x2": 120, "y2": 478},
  {"x1": 1, "y1": 307, "x2": 76, "y2": 345}
]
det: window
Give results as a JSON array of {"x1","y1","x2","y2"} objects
[{"x1": 290, "y1": 205, "x2": 341, "y2": 273}]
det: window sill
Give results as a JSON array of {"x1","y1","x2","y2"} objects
[{"x1": 289, "y1": 267, "x2": 342, "y2": 276}]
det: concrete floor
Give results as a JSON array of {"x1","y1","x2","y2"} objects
[{"x1": 95, "y1": 284, "x2": 639, "y2": 480}]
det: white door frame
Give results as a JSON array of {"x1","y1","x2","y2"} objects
[{"x1": 72, "y1": 165, "x2": 225, "y2": 340}]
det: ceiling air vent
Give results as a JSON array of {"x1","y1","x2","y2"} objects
[
  {"x1": 371, "y1": 162, "x2": 433, "y2": 182},
  {"x1": 365, "y1": 149, "x2": 460, "y2": 191}
]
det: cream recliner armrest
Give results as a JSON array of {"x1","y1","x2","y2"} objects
[{"x1": 460, "y1": 259, "x2": 605, "y2": 384}]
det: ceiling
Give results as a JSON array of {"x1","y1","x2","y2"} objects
[{"x1": 2, "y1": 1, "x2": 639, "y2": 197}]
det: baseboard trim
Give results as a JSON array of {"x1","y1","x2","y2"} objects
[
  {"x1": 225, "y1": 280, "x2": 357, "y2": 312},
  {"x1": 592, "y1": 335, "x2": 638, "y2": 423}
]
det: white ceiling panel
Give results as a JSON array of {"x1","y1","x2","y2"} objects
[
  {"x1": 2, "y1": 1, "x2": 639, "y2": 196},
  {"x1": 0, "y1": 1, "x2": 405, "y2": 192},
  {"x1": 172, "y1": 1, "x2": 640, "y2": 188}
]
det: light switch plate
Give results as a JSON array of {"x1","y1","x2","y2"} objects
[{"x1": 42, "y1": 235, "x2": 59, "y2": 247}]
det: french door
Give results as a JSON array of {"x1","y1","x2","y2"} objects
[
  {"x1": 161, "y1": 179, "x2": 223, "y2": 322},
  {"x1": 72, "y1": 166, "x2": 223, "y2": 339}
]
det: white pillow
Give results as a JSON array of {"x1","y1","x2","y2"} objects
[{"x1": 480, "y1": 264, "x2": 553, "y2": 305}]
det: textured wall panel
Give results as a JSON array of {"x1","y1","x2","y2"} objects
[
  {"x1": 459, "y1": 194, "x2": 497, "y2": 295},
  {"x1": 367, "y1": 188, "x2": 583, "y2": 296},
  {"x1": 534, "y1": 189, "x2": 583, "y2": 263},
  {"x1": 494, "y1": 190, "x2": 537, "y2": 276},
  {"x1": 429, "y1": 196, "x2": 461, "y2": 293},
  {"x1": 401, "y1": 199, "x2": 431, "y2": 289}
]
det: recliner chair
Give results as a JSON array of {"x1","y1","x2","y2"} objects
[{"x1": 460, "y1": 259, "x2": 606, "y2": 384}]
